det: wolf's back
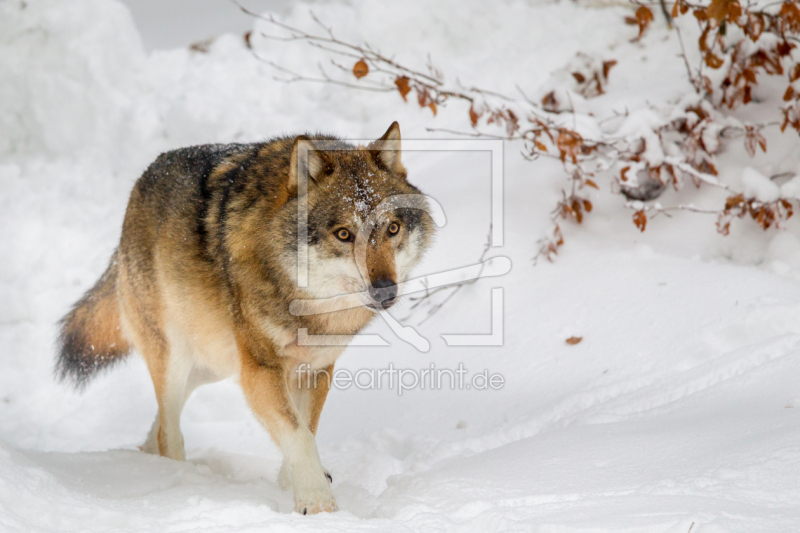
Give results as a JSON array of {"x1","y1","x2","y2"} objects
[{"x1": 56, "y1": 144, "x2": 254, "y2": 388}]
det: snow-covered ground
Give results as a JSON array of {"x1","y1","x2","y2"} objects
[{"x1": 2, "y1": 0, "x2": 800, "y2": 531}]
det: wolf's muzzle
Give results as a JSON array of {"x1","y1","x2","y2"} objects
[{"x1": 369, "y1": 278, "x2": 398, "y2": 308}]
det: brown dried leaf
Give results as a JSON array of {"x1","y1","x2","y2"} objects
[
  {"x1": 696, "y1": 159, "x2": 718, "y2": 176},
  {"x1": 417, "y1": 88, "x2": 431, "y2": 108},
  {"x1": 725, "y1": 193, "x2": 745, "y2": 210},
  {"x1": 506, "y1": 109, "x2": 520, "y2": 136},
  {"x1": 744, "y1": 127, "x2": 767, "y2": 157},
  {"x1": 663, "y1": 164, "x2": 677, "y2": 188},
  {"x1": 744, "y1": 137, "x2": 756, "y2": 157},
  {"x1": 557, "y1": 130, "x2": 582, "y2": 164},
  {"x1": 780, "y1": 1, "x2": 800, "y2": 33},
  {"x1": 428, "y1": 102, "x2": 437, "y2": 116},
  {"x1": 746, "y1": 12, "x2": 765, "y2": 41},
  {"x1": 553, "y1": 224, "x2": 564, "y2": 247},
  {"x1": 566, "y1": 336, "x2": 583, "y2": 345},
  {"x1": 633, "y1": 210, "x2": 647, "y2": 232},
  {"x1": 704, "y1": 52, "x2": 724, "y2": 69},
  {"x1": 698, "y1": 25, "x2": 712, "y2": 52},
  {"x1": 189, "y1": 37, "x2": 213, "y2": 54},
  {"x1": 602, "y1": 60, "x2": 618, "y2": 79},
  {"x1": 694, "y1": 8, "x2": 708, "y2": 22},
  {"x1": 727, "y1": 0, "x2": 741, "y2": 20},
  {"x1": 671, "y1": 0, "x2": 689, "y2": 18},
  {"x1": 704, "y1": 0, "x2": 741, "y2": 24},
  {"x1": 707, "y1": 0, "x2": 729, "y2": 24},
  {"x1": 585, "y1": 179, "x2": 599, "y2": 189},
  {"x1": 648, "y1": 164, "x2": 664, "y2": 184},
  {"x1": 394, "y1": 76, "x2": 411, "y2": 101},
  {"x1": 353, "y1": 59, "x2": 369, "y2": 79},
  {"x1": 791, "y1": 64, "x2": 800, "y2": 83},
  {"x1": 571, "y1": 198, "x2": 585, "y2": 223},
  {"x1": 633, "y1": 5, "x2": 654, "y2": 41},
  {"x1": 717, "y1": 215, "x2": 732, "y2": 235},
  {"x1": 542, "y1": 91, "x2": 559, "y2": 113},
  {"x1": 469, "y1": 105, "x2": 480, "y2": 127},
  {"x1": 781, "y1": 199, "x2": 794, "y2": 219}
]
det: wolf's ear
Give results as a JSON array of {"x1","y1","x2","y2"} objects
[
  {"x1": 369, "y1": 122, "x2": 405, "y2": 175},
  {"x1": 288, "y1": 136, "x2": 328, "y2": 195}
]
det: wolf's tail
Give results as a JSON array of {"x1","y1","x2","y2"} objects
[{"x1": 56, "y1": 251, "x2": 131, "y2": 388}]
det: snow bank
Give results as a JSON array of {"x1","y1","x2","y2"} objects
[
  {"x1": 0, "y1": 0, "x2": 149, "y2": 161},
  {"x1": 741, "y1": 166, "x2": 780, "y2": 203}
]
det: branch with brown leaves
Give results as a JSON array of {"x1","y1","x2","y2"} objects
[{"x1": 238, "y1": 1, "x2": 800, "y2": 265}]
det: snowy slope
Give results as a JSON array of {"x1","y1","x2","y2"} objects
[{"x1": 2, "y1": 0, "x2": 800, "y2": 531}]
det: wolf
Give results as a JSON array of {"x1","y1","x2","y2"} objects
[{"x1": 56, "y1": 122, "x2": 434, "y2": 514}]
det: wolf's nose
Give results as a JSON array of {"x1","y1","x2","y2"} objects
[{"x1": 369, "y1": 278, "x2": 398, "y2": 307}]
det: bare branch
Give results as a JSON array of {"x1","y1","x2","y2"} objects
[{"x1": 405, "y1": 229, "x2": 493, "y2": 324}]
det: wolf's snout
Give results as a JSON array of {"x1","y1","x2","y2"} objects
[{"x1": 369, "y1": 278, "x2": 398, "y2": 307}]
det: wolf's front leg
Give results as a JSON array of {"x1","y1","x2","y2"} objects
[
  {"x1": 239, "y1": 351, "x2": 337, "y2": 514},
  {"x1": 279, "y1": 363, "x2": 335, "y2": 490}
]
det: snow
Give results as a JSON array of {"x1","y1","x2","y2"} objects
[
  {"x1": 781, "y1": 174, "x2": 800, "y2": 200},
  {"x1": 741, "y1": 167, "x2": 781, "y2": 203},
  {"x1": 3, "y1": 0, "x2": 800, "y2": 531}
]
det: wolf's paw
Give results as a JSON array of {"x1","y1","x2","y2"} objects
[
  {"x1": 293, "y1": 467, "x2": 337, "y2": 515},
  {"x1": 294, "y1": 489, "x2": 338, "y2": 515}
]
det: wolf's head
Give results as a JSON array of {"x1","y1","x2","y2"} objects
[{"x1": 282, "y1": 122, "x2": 435, "y2": 311}]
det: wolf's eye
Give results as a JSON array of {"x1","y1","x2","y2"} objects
[
  {"x1": 388, "y1": 222, "x2": 400, "y2": 236},
  {"x1": 335, "y1": 228, "x2": 352, "y2": 242}
]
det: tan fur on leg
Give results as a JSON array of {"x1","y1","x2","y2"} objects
[
  {"x1": 141, "y1": 363, "x2": 221, "y2": 457},
  {"x1": 239, "y1": 349, "x2": 337, "y2": 514}
]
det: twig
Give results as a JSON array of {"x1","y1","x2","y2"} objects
[
  {"x1": 405, "y1": 229, "x2": 492, "y2": 325},
  {"x1": 659, "y1": 0, "x2": 673, "y2": 28},
  {"x1": 674, "y1": 23, "x2": 700, "y2": 93},
  {"x1": 234, "y1": 1, "x2": 445, "y2": 86}
]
